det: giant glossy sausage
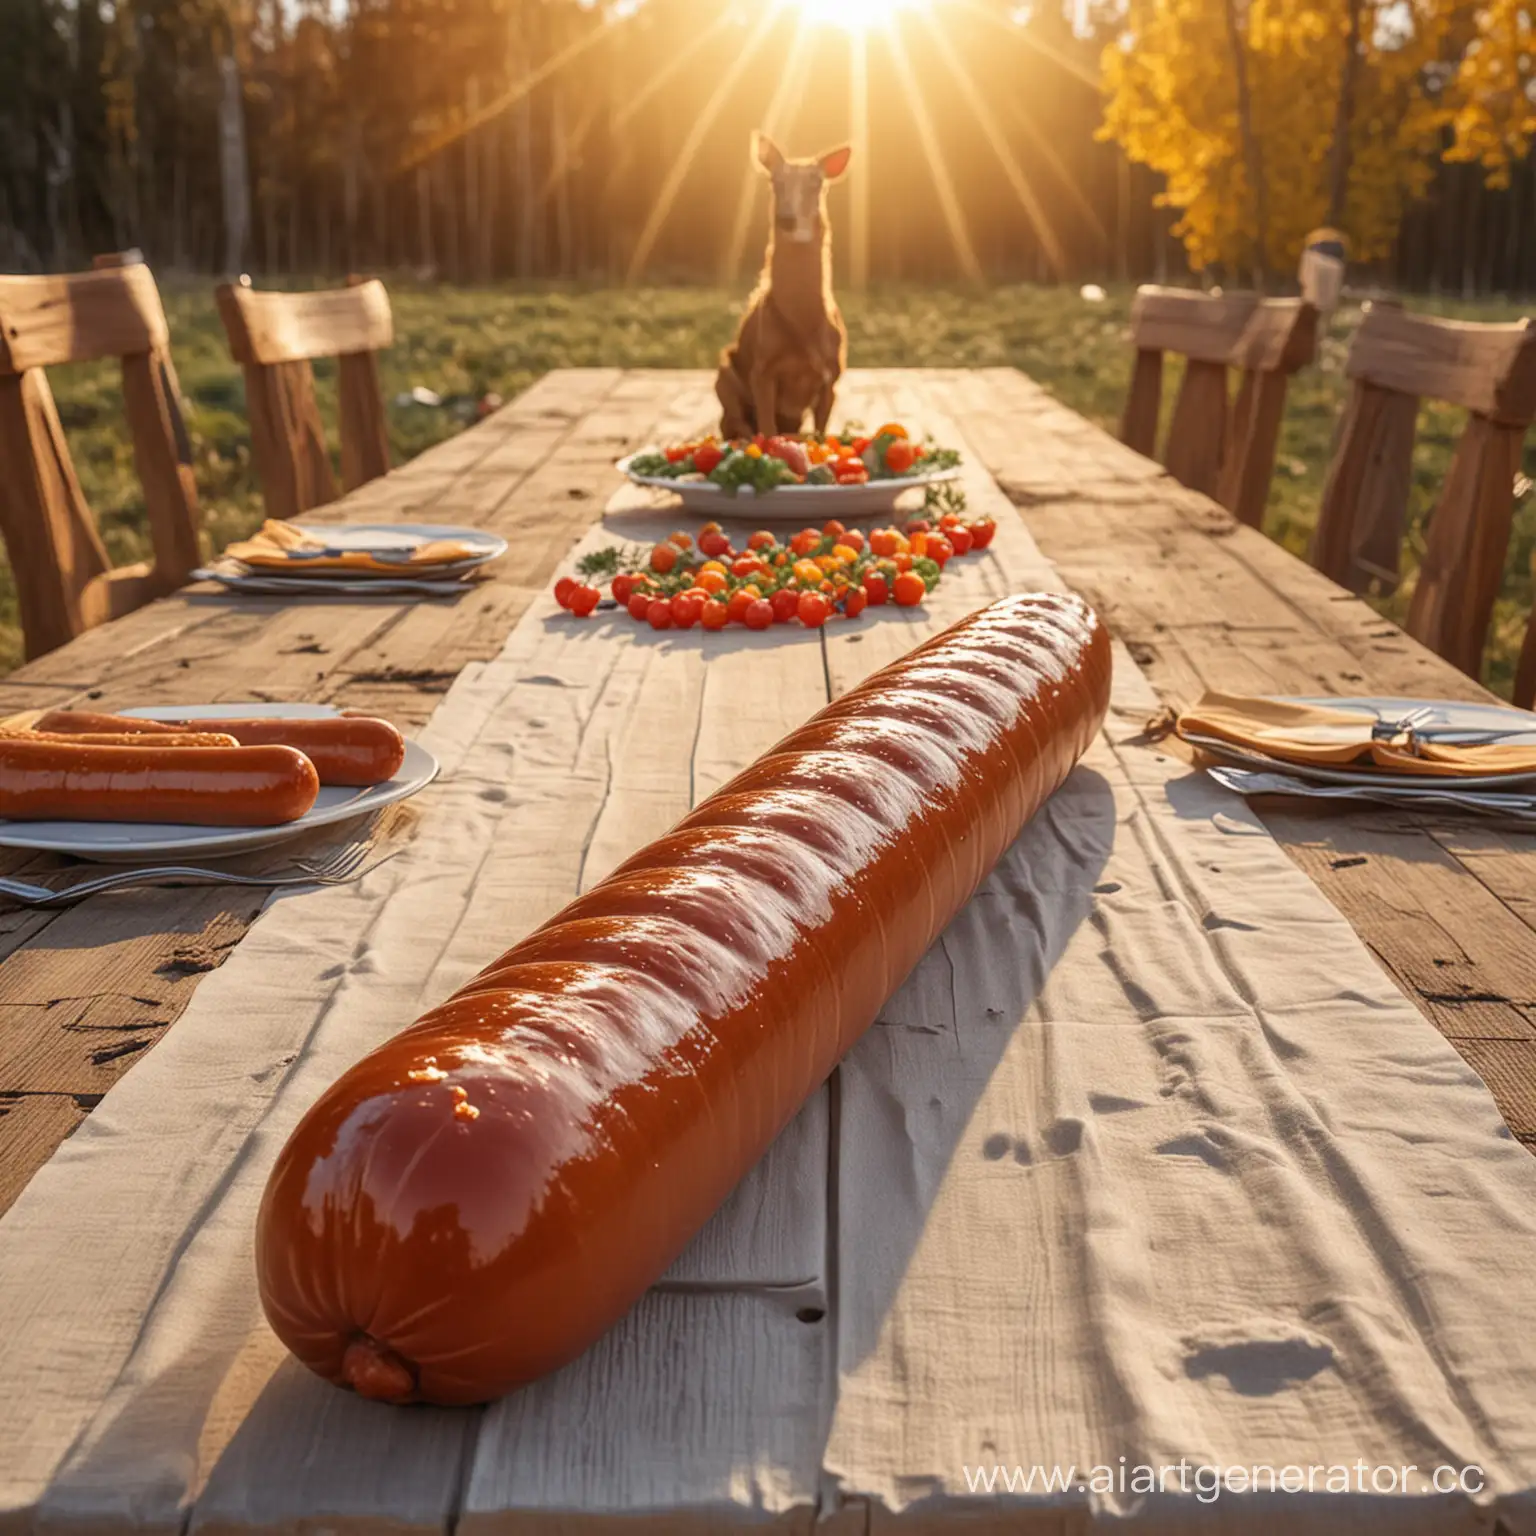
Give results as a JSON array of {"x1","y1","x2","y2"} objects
[
  {"x1": 255, "y1": 593, "x2": 1111, "y2": 1405},
  {"x1": 0, "y1": 740, "x2": 320, "y2": 825},
  {"x1": 34, "y1": 711, "x2": 406, "y2": 787}
]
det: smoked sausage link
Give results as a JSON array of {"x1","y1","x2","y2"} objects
[
  {"x1": 0, "y1": 740, "x2": 320, "y2": 825},
  {"x1": 255, "y1": 594, "x2": 1111, "y2": 1405},
  {"x1": 34, "y1": 711, "x2": 405, "y2": 788}
]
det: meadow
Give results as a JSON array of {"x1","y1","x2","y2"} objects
[{"x1": 14, "y1": 282, "x2": 1535, "y2": 694}]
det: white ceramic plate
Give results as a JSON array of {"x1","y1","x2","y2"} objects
[
  {"x1": 616, "y1": 454, "x2": 960, "y2": 521},
  {"x1": 1187, "y1": 695, "x2": 1536, "y2": 792},
  {"x1": 229, "y1": 522, "x2": 507, "y2": 582},
  {"x1": 0, "y1": 703, "x2": 439, "y2": 862}
]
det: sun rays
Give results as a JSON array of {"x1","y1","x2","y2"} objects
[{"x1": 395, "y1": 0, "x2": 1087, "y2": 289}]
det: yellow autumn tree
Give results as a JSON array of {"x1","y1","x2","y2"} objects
[
  {"x1": 1101, "y1": 0, "x2": 1455, "y2": 274},
  {"x1": 1445, "y1": 0, "x2": 1535, "y2": 183}
]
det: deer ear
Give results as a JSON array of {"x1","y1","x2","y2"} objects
[
  {"x1": 754, "y1": 131, "x2": 785, "y2": 176},
  {"x1": 819, "y1": 144, "x2": 852, "y2": 182}
]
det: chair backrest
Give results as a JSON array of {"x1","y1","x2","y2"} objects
[
  {"x1": 0, "y1": 258, "x2": 201, "y2": 661},
  {"x1": 1311, "y1": 303, "x2": 1536, "y2": 693},
  {"x1": 1121, "y1": 286, "x2": 1317, "y2": 529},
  {"x1": 215, "y1": 276, "x2": 394, "y2": 521}
]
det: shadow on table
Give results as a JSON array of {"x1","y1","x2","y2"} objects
[{"x1": 831, "y1": 763, "x2": 1117, "y2": 1372}]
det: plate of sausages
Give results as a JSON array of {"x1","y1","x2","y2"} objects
[{"x1": 0, "y1": 704, "x2": 438, "y2": 861}]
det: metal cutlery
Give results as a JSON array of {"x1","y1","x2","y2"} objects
[
  {"x1": 0, "y1": 841, "x2": 391, "y2": 908},
  {"x1": 1371, "y1": 705, "x2": 1535, "y2": 747}
]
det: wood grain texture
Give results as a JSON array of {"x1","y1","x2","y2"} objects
[
  {"x1": 1128, "y1": 285, "x2": 1258, "y2": 364},
  {"x1": 1162, "y1": 357, "x2": 1229, "y2": 500},
  {"x1": 0, "y1": 265, "x2": 170, "y2": 374},
  {"x1": 215, "y1": 279, "x2": 394, "y2": 367}
]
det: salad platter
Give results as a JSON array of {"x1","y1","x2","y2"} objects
[{"x1": 618, "y1": 422, "x2": 961, "y2": 520}]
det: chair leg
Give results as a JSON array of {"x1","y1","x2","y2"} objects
[
  {"x1": 1163, "y1": 360, "x2": 1229, "y2": 500},
  {"x1": 1514, "y1": 595, "x2": 1536, "y2": 711},
  {"x1": 1120, "y1": 350, "x2": 1162, "y2": 459},
  {"x1": 1220, "y1": 369, "x2": 1289, "y2": 529}
]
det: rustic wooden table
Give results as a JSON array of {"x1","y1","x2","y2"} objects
[{"x1": 2, "y1": 367, "x2": 1534, "y2": 1532}]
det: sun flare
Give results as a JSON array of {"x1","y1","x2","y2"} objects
[{"x1": 785, "y1": 0, "x2": 928, "y2": 32}]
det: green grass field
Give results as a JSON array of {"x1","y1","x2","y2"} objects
[{"x1": 11, "y1": 281, "x2": 1535, "y2": 694}]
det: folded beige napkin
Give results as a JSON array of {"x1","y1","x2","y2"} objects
[
  {"x1": 1177, "y1": 691, "x2": 1536, "y2": 779},
  {"x1": 225, "y1": 520, "x2": 478, "y2": 574}
]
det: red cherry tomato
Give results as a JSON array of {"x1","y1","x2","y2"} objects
[
  {"x1": 928, "y1": 535, "x2": 954, "y2": 567},
  {"x1": 894, "y1": 553, "x2": 913, "y2": 572},
  {"x1": 726, "y1": 587, "x2": 760, "y2": 623},
  {"x1": 850, "y1": 438, "x2": 870, "y2": 456},
  {"x1": 885, "y1": 439, "x2": 918, "y2": 474},
  {"x1": 863, "y1": 571, "x2": 889, "y2": 606},
  {"x1": 893, "y1": 571, "x2": 925, "y2": 607},
  {"x1": 747, "y1": 530, "x2": 776, "y2": 552},
  {"x1": 770, "y1": 588, "x2": 801, "y2": 624},
  {"x1": 790, "y1": 529, "x2": 821, "y2": 557},
  {"x1": 671, "y1": 592, "x2": 702, "y2": 628},
  {"x1": 731, "y1": 555, "x2": 766, "y2": 578},
  {"x1": 651, "y1": 543, "x2": 678, "y2": 574},
  {"x1": 646, "y1": 599, "x2": 673, "y2": 630},
  {"x1": 698, "y1": 529, "x2": 732, "y2": 559},
  {"x1": 946, "y1": 525, "x2": 973, "y2": 557},
  {"x1": 797, "y1": 591, "x2": 831, "y2": 628},
  {"x1": 843, "y1": 587, "x2": 868, "y2": 619},
  {"x1": 822, "y1": 519, "x2": 846, "y2": 540},
  {"x1": 837, "y1": 529, "x2": 864, "y2": 554},
  {"x1": 743, "y1": 598, "x2": 774, "y2": 631},
  {"x1": 627, "y1": 591, "x2": 651, "y2": 621},
  {"x1": 568, "y1": 584, "x2": 601, "y2": 617},
  {"x1": 554, "y1": 576, "x2": 578, "y2": 610},
  {"x1": 904, "y1": 517, "x2": 930, "y2": 535},
  {"x1": 834, "y1": 464, "x2": 868, "y2": 485},
  {"x1": 969, "y1": 517, "x2": 997, "y2": 549},
  {"x1": 700, "y1": 598, "x2": 729, "y2": 630},
  {"x1": 611, "y1": 574, "x2": 635, "y2": 606},
  {"x1": 692, "y1": 443, "x2": 724, "y2": 476}
]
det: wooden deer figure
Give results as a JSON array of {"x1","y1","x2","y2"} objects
[{"x1": 716, "y1": 132, "x2": 851, "y2": 439}]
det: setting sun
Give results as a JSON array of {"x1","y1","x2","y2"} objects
[{"x1": 784, "y1": 0, "x2": 929, "y2": 31}]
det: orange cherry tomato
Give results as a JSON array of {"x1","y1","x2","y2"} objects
[
  {"x1": 893, "y1": 571, "x2": 926, "y2": 607},
  {"x1": 700, "y1": 521, "x2": 722, "y2": 536},
  {"x1": 910, "y1": 532, "x2": 929, "y2": 557},
  {"x1": 695, "y1": 568, "x2": 728, "y2": 594},
  {"x1": 792, "y1": 559, "x2": 823, "y2": 586},
  {"x1": 700, "y1": 598, "x2": 730, "y2": 631},
  {"x1": 743, "y1": 598, "x2": 774, "y2": 631},
  {"x1": 822, "y1": 519, "x2": 846, "y2": 540},
  {"x1": 797, "y1": 591, "x2": 831, "y2": 628},
  {"x1": 838, "y1": 529, "x2": 864, "y2": 554},
  {"x1": 790, "y1": 529, "x2": 821, "y2": 556},
  {"x1": 650, "y1": 543, "x2": 678, "y2": 574},
  {"x1": 894, "y1": 553, "x2": 913, "y2": 572},
  {"x1": 669, "y1": 530, "x2": 693, "y2": 549},
  {"x1": 748, "y1": 530, "x2": 776, "y2": 552},
  {"x1": 874, "y1": 423, "x2": 907, "y2": 440},
  {"x1": 869, "y1": 528, "x2": 899, "y2": 559},
  {"x1": 731, "y1": 555, "x2": 765, "y2": 578}
]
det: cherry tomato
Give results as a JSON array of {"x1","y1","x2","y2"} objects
[
  {"x1": 928, "y1": 535, "x2": 954, "y2": 567},
  {"x1": 695, "y1": 568, "x2": 728, "y2": 594},
  {"x1": 843, "y1": 587, "x2": 869, "y2": 619},
  {"x1": 893, "y1": 571, "x2": 926, "y2": 607},
  {"x1": 863, "y1": 571, "x2": 889, "y2": 606},
  {"x1": 693, "y1": 443, "x2": 724, "y2": 476},
  {"x1": 790, "y1": 529, "x2": 821, "y2": 557},
  {"x1": 939, "y1": 512, "x2": 963, "y2": 531},
  {"x1": 838, "y1": 529, "x2": 865, "y2": 554},
  {"x1": 743, "y1": 598, "x2": 774, "y2": 631},
  {"x1": 670, "y1": 592, "x2": 703, "y2": 628},
  {"x1": 554, "y1": 576, "x2": 578, "y2": 610},
  {"x1": 894, "y1": 553, "x2": 914, "y2": 572},
  {"x1": 646, "y1": 599, "x2": 673, "y2": 630},
  {"x1": 611, "y1": 574, "x2": 635, "y2": 606},
  {"x1": 793, "y1": 559, "x2": 823, "y2": 586},
  {"x1": 910, "y1": 532, "x2": 929, "y2": 557},
  {"x1": 627, "y1": 591, "x2": 651, "y2": 621},
  {"x1": 669, "y1": 530, "x2": 693, "y2": 549},
  {"x1": 822, "y1": 519, "x2": 846, "y2": 540},
  {"x1": 946, "y1": 525, "x2": 973, "y2": 556},
  {"x1": 869, "y1": 528, "x2": 900, "y2": 559},
  {"x1": 726, "y1": 586, "x2": 761, "y2": 623},
  {"x1": 748, "y1": 530, "x2": 776, "y2": 552},
  {"x1": 700, "y1": 521, "x2": 722, "y2": 536},
  {"x1": 874, "y1": 422, "x2": 907, "y2": 440},
  {"x1": 851, "y1": 437, "x2": 870, "y2": 455},
  {"x1": 834, "y1": 464, "x2": 868, "y2": 485},
  {"x1": 797, "y1": 591, "x2": 831, "y2": 628},
  {"x1": 651, "y1": 543, "x2": 678, "y2": 574},
  {"x1": 700, "y1": 598, "x2": 730, "y2": 631},
  {"x1": 969, "y1": 517, "x2": 997, "y2": 549},
  {"x1": 664, "y1": 444, "x2": 691, "y2": 463},
  {"x1": 770, "y1": 588, "x2": 801, "y2": 624},
  {"x1": 904, "y1": 517, "x2": 931, "y2": 535},
  {"x1": 568, "y1": 583, "x2": 601, "y2": 617},
  {"x1": 699, "y1": 529, "x2": 732, "y2": 559},
  {"x1": 731, "y1": 555, "x2": 764, "y2": 578},
  {"x1": 885, "y1": 439, "x2": 918, "y2": 474}
]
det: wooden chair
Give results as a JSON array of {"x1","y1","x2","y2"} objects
[
  {"x1": 1310, "y1": 304, "x2": 1536, "y2": 695},
  {"x1": 0, "y1": 259, "x2": 201, "y2": 661},
  {"x1": 215, "y1": 275, "x2": 393, "y2": 521},
  {"x1": 1121, "y1": 286, "x2": 1318, "y2": 529}
]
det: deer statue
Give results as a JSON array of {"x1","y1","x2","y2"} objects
[{"x1": 716, "y1": 132, "x2": 852, "y2": 439}]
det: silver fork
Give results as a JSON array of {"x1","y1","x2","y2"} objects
[{"x1": 0, "y1": 841, "x2": 391, "y2": 908}]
